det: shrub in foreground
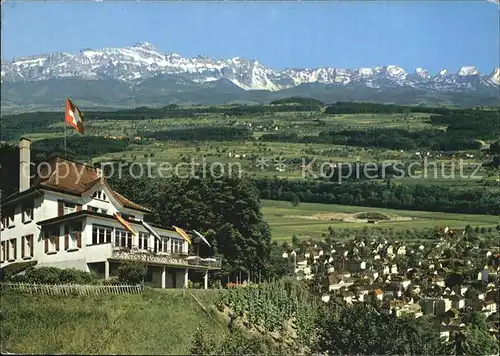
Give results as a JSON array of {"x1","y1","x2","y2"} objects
[
  {"x1": 11, "y1": 266, "x2": 97, "y2": 285},
  {"x1": 116, "y1": 261, "x2": 147, "y2": 285}
]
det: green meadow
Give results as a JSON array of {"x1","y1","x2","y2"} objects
[
  {"x1": 1, "y1": 288, "x2": 226, "y2": 355},
  {"x1": 261, "y1": 199, "x2": 499, "y2": 241}
]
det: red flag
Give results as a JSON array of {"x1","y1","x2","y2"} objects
[{"x1": 65, "y1": 97, "x2": 84, "y2": 134}]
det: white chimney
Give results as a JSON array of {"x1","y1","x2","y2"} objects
[{"x1": 19, "y1": 138, "x2": 31, "y2": 192}]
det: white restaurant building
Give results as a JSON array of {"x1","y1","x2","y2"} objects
[{"x1": 0, "y1": 138, "x2": 220, "y2": 288}]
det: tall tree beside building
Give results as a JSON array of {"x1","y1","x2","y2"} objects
[
  {"x1": 150, "y1": 174, "x2": 273, "y2": 279},
  {"x1": 109, "y1": 171, "x2": 273, "y2": 280}
]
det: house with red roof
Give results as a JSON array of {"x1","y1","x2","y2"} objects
[{"x1": 0, "y1": 139, "x2": 220, "y2": 288}]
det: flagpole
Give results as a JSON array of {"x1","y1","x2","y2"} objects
[
  {"x1": 63, "y1": 99, "x2": 67, "y2": 158},
  {"x1": 64, "y1": 120, "x2": 67, "y2": 158}
]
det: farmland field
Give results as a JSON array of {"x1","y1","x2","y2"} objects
[
  {"x1": 11, "y1": 107, "x2": 496, "y2": 186},
  {"x1": 3, "y1": 102, "x2": 499, "y2": 232},
  {"x1": 261, "y1": 199, "x2": 499, "y2": 241}
]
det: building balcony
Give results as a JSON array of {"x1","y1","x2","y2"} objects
[{"x1": 109, "y1": 244, "x2": 221, "y2": 270}]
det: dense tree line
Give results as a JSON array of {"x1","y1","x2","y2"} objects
[
  {"x1": 270, "y1": 97, "x2": 325, "y2": 108},
  {"x1": 33, "y1": 136, "x2": 130, "y2": 157},
  {"x1": 260, "y1": 128, "x2": 482, "y2": 151},
  {"x1": 430, "y1": 110, "x2": 500, "y2": 140},
  {"x1": 147, "y1": 127, "x2": 253, "y2": 142},
  {"x1": 1, "y1": 112, "x2": 63, "y2": 141},
  {"x1": 323, "y1": 101, "x2": 499, "y2": 116},
  {"x1": 316, "y1": 128, "x2": 482, "y2": 151},
  {"x1": 324, "y1": 101, "x2": 463, "y2": 115},
  {"x1": 254, "y1": 178, "x2": 500, "y2": 215}
]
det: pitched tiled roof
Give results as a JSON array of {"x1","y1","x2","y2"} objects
[
  {"x1": 33, "y1": 157, "x2": 101, "y2": 195},
  {"x1": 108, "y1": 186, "x2": 151, "y2": 212},
  {"x1": 31, "y1": 157, "x2": 150, "y2": 212}
]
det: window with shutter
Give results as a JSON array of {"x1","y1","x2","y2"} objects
[
  {"x1": 21, "y1": 235, "x2": 34, "y2": 259},
  {"x1": 67, "y1": 223, "x2": 81, "y2": 250},
  {"x1": 22, "y1": 201, "x2": 34, "y2": 223},
  {"x1": 0, "y1": 241, "x2": 5, "y2": 262},
  {"x1": 63, "y1": 202, "x2": 76, "y2": 215},
  {"x1": 58, "y1": 201, "x2": 77, "y2": 216},
  {"x1": 45, "y1": 227, "x2": 59, "y2": 254},
  {"x1": 7, "y1": 213, "x2": 15, "y2": 228},
  {"x1": 9, "y1": 239, "x2": 17, "y2": 260},
  {"x1": 29, "y1": 235, "x2": 34, "y2": 257},
  {"x1": 64, "y1": 225, "x2": 70, "y2": 250},
  {"x1": 76, "y1": 231, "x2": 82, "y2": 248}
]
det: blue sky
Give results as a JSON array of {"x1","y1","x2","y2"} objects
[{"x1": 2, "y1": 1, "x2": 499, "y2": 74}]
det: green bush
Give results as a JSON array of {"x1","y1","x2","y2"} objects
[
  {"x1": 13, "y1": 267, "x2": 97, "y2": 285},
  {"x1": 354, "y1": 212, "x2": 390, "y2": 220},
  {"x1": 0, "y1": 260, "x2": 38, "y2": 281},
  {"x1": 102, "y1": 276, "x2": 121, "y2": 285},
  {"x1": 115, "y1": 262, "x2": 147, "y2": 285},
  {"x1": 190, "y1": 327, "x2": 288, "y2": 355}
]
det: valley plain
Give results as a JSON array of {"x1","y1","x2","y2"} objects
[{"x1": 2, "y1": 100, "x2": 499, "y2": 241}]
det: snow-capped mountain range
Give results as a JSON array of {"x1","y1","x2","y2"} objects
[{"x1": 2, "y1": 42, "x2": 499, "y2": 92}]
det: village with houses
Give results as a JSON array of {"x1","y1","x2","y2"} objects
[{"x1": 282, "y1": 227, "x2": 500, "y2": 342}]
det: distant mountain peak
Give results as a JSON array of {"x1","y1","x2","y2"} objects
[
  {"x1": 1, "y1": 43, "x2": 498, "y2": 93},
  {"x1": 491, "y1": 68, "x2": 500, "y2": 85},
  {"x1": 457, "y1": 66, "x2": 480, "y2": 76},
  {"x1": 414, "y1": 68, "x2": 430, "y2": 79},
  {"x1": 133, "y1": 42, "x2": 157, "y2": 52},
  {"x1": 438, "y1": 69, "x2": 449, "y2": 76}
]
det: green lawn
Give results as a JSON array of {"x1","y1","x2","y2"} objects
[
  {"x1": 1, "y1": 288, "x2": 227, "y2": 355},
  {"x1": 261, "y1": 199, "x2": 499, "y2": 241}
]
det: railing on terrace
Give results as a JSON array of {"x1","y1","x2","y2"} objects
[
  {"x1": 0, "y1": 282, "x2": 144, "y2": 296},
  {"x1": 110, "y1": 244, "x2": 222, "y2": 269}
]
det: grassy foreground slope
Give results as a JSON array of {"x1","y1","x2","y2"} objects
[{"x1": 1, "y1": 289, "x2": 227, "y2": 355}]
